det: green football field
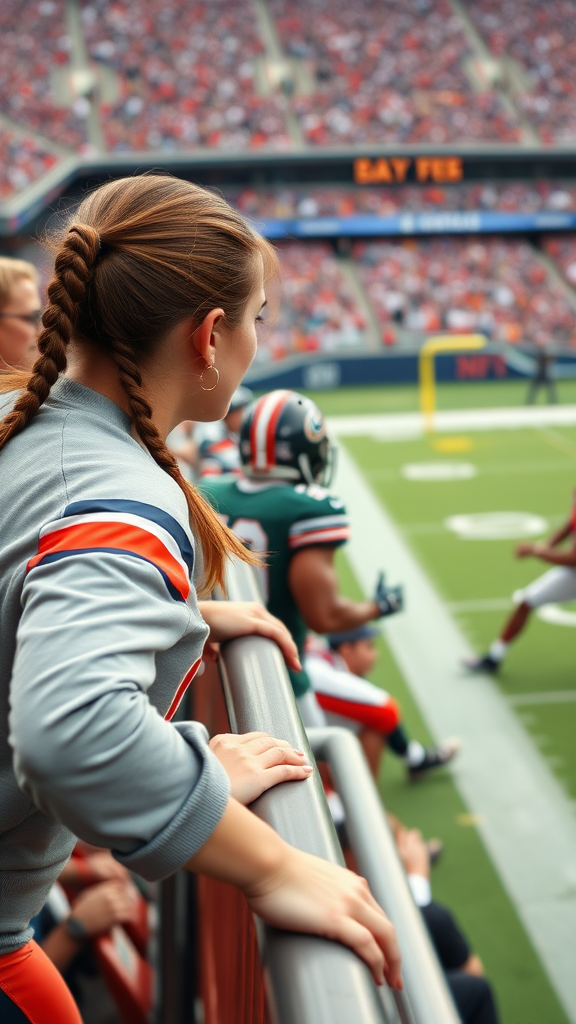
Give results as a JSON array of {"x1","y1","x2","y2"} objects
[{"x1": 314, "y1": 381, "x2": 575, "y2": 1024}]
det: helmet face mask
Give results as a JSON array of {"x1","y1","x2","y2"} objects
[{"x1": 240, "y1": 390, "x2": 334, "y2": 487}]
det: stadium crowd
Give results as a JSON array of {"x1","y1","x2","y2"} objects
[
  {"x1": 80, "y1": 0, "x2": 291, "y2": 151},
  {"x1": 542, "y1": 234, "x2": 576, "y2": 288},
  {"x1": 233, "y1": 181, "x2": 576, "y2": 219},
  {"x1": 354, "y1": 237, "x2": 576, "y2": 347},
  {"x1": 255, "y1": 241, "x2": 368, "y2": 362},
  {"x1": 271, "y1": 0, "x2": 522, "y2": 145},
  {"x1": 0, "y1": 0, "x2": 88, "y2": 151},
  {"x1": 465, "y1": 0, "x2": 576, "y2": 143},
  {"x1": 0, "y1": 129, "x2": 59, "y2": 200}
]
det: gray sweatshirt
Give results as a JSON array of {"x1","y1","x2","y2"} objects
[{"x1": 0, "y1": 378, "x2": 230, "y2": 954}]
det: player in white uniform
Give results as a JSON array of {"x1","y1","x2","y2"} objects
[
  {"x1": 466, "y1": 490, "x2": 576, "y2": 673},
  {"x1": 303, "y1": 625, "x2": 459, "y2": 781}
]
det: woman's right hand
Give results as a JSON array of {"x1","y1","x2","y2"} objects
[{"x1": 244, "y1": 846, "x2": 402, "y2": 989}]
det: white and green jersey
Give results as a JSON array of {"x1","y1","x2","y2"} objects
[{"x1": 200, "y1": 476, "x2": 351, "y2": 695}]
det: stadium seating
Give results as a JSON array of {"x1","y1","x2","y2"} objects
[
  {"x1": 464, "y1": 0, "x2": 576, "y2": 143},
  {"x1": 0, "y1": 128, "x2": 59, "y2": 199},
  {"x1": 354, "y1": 237, "x2": 576, "y2": 347},
  {"x1": 270, "y1": 0, "x2": 522, "y2": 145},
  {"x1": 542, "y1": 235, "x2": 576, "y2": 289},
  {"x1": 80, "y1": 0, "x2": 291, "y2": 152},
  {"x1": 234, "y1": 182, "x2": 576, "y2": 219},
  {"x1": 0, "y1": 0, "x2": 88, "y2": 150},
  {"x1": 257, "y1": 241, "x2": 368, "y2": 362}
]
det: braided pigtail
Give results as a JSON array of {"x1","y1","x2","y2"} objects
[
  {"x1": 0, "y1": 224, "x2": 99, "y2": 453},
  {"x1": 109, "y1": 336, "x2": 259, "y2": 594}
]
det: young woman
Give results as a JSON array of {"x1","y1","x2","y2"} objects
[{"x1": 0, "y1": 175, "x2": 401, "y2": 1022}]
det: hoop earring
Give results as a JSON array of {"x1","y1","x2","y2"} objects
[{"x1": 199, "y1": 364, "x2": 219, "y2": 392}]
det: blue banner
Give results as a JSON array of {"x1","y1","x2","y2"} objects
[{"x1": 257, "y1": 210, "x2": 576, "y2": 239}]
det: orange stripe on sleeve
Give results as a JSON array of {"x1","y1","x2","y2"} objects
[{"x1": 27, "y1": 522, "x2": 190, "y2": 600}]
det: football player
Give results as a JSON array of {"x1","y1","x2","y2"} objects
[
  {"x1": 466, "y1": 488, "x2": 576, "y2": 673},
  {"x1": 305, "y1": 626, "x2": 459, "y2": 781},
  {"x1": 201, "y1": 389, "x2": 458, "y2": 778}
]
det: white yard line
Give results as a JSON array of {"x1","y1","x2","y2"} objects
[
  {"x1": 508, "y1": 691, "x2": 576, "y2": 707},
  {"x1": 327, "y1": 404, "x2": 576, "y2": 440},
  {"x1": 336, "y1": 442, "x2": 576, "y2": 1024}
]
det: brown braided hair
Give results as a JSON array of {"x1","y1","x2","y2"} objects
[{"x1": 0, "y1": 174, "x2": 278, "y2": 593}]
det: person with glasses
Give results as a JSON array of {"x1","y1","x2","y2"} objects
[{"x1": 0, "y1": 257, "x2": 42, "y2": 371}]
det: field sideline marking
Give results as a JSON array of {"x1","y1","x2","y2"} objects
[
  {"x1": 327, "y1": 404, "x2": 576, "y2": 440},
  {"x1": 508, "y1": 691, "x2": 576, "y2": 707},
  {"x1": 336, "y1": 442, "x2": 576, "y2": 1024}
]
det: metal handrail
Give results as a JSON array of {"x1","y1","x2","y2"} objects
[
  {"x1": 216, "y1": 557, "x2": 459, "y2": 1024},
  {"x1": 307, "y1": 727, "x2": 460, "y2": 1024},
  {"x1": 217, "y1": 557, "x2": 387, "y2": 1024}
]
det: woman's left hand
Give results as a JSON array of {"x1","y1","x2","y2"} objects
[
  {"x1": 209, "y1": 732, "x2": 314, "y2": 804},
  {"x1": 199, "y1": 601, "x2": 301, "y2": 672}
]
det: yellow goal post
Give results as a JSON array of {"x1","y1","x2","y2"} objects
[{"x1": 419, "y1": 334, "x2": 487, "y2": 432}]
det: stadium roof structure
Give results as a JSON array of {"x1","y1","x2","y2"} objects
[{"x1": 4, "y1": 142, "x2": 576, "y2": 237}]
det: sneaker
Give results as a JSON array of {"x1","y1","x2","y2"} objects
[
  {"x1": 462, "y1": 653, "x2": 500, "y2": 674},
  {"x1": 409, "y1": 738, "x2": 461, "y2": 781}
]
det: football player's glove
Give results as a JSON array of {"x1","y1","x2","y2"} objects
[{"x1": 373, "y1": 572, "x2": 404, "y2": 618}]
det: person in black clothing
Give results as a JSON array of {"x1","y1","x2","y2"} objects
[
  {"x1": 396, "y1": 827, "x2": 499, "y2": 1024},
  {"x1": 526, "y1": 345, "x2": 557, "y2": 405}
]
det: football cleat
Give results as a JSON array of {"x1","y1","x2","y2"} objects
[
  {"x1": 408, "y1": 738, "x2": 461, "y2": 781},
  {"x1": 463, "y1": 654, "x2": 500, "y2": 674}
]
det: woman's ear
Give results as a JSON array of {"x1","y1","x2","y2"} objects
[{"x1": 189, "y1": 308, "x2": 225, "y2": 368}]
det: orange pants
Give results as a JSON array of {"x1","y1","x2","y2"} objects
[{"x1": 0, "y1": 940, "x2": 82, "y2": 1024}]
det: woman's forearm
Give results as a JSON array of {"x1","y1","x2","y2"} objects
[{"x1": 185, "y1": 797, "x2": 286, "y2": 890}]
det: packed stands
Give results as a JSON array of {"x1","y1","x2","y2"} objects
[
  {"x1": 464, "y1": 0, "x2": 576, "y2": 143},
  {"x1": 0, "y1": 0, "x2": 88, "y2": 150},
  {"x1": 543, "y1": 235, "x2": 576, "y2": 289},
  {"x1": 0, "y1": 129, "x2": 59, "y2": 199},
  {"x1": 234, "y1": 181, "x2": 576, "y2": 219},
  {"x1": 258, "y1": 241, "x2": 368, "y2": 361},
  {"x1": 269, "y1": 0, "x2": 522, "y2": 145},
  {"x1": 354, "y1": 237, "x2": 576, "y2": 347},
  {"x1": 80, "y1": 0, "x2": 291, "y2": 152}
]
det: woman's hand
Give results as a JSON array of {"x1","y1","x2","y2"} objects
[
  {"x1": 516, "y1": 541, "x2": 536, "y2": 558},
  {"x1": 209, "y1": 731, "x2": 313, "y2": 804},
  {"x1": 199, "y1": 601, "x2": 301, "y2": 672},
  {"x1": 245, "y1": 846, "x2": 402, "y2": 989}
]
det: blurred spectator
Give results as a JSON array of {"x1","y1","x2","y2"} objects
[
  {"x1": 0, "y1": 0, "x2": 88, "y2": 149},
  {"x1": 465, "y1": 0, "x2": 576, "y2": 143},
  {"x1": 270, "y1": 0, "x2": 521, "y2": 145},
  {"x1": 234, "y1": 181, "x2": 576, "y2": 219},
  {"x1": 258, "y1": 241, "x2": 367, "y2": 362},
  {"x1": 354, "y1": 237, "x2": 576, "y2": 348},
  {"x1": 393, "y1": 824, "x2": 500, "y2": 1024},
  {"x1": 0, "y1": 256, "x2": 42, "y2": 370},
  {"x1": 81, "y1": 0, "x2": 291, "y2": 152}
]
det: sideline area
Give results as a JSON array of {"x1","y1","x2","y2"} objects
[
  {"x1": 327, "y1": 403, "x2": 576, "y2": 441},
  {"x1": 335, "y1": 440, "x2": 576, "y2": 1024}
]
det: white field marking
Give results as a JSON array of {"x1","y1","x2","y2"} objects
[
  {"x1": 335, "y1": 442, "x2": 576, "y2": 1024},
  {"x1": 369, "y1": 459, "x2": 574, "y2": 482},
  {"x1": 444, "y1": 511, "x2": 548, "y2": 541},
  {"x1": 326, "y1": 404, "x2": 576, "y2": 440},
  {"x1": 401, "y1": 462, "x2": 477, "y2": 481},
  {"x1": 508, "y1": 691, "x2": 576, "y2": 707},
  {"x1": 447, "y1": 598, "x2": 513, "y2": 613}
]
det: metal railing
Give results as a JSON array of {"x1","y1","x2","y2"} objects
[{"x1": 158, "y1": 556, "x2": 459, "y2": 1024}]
